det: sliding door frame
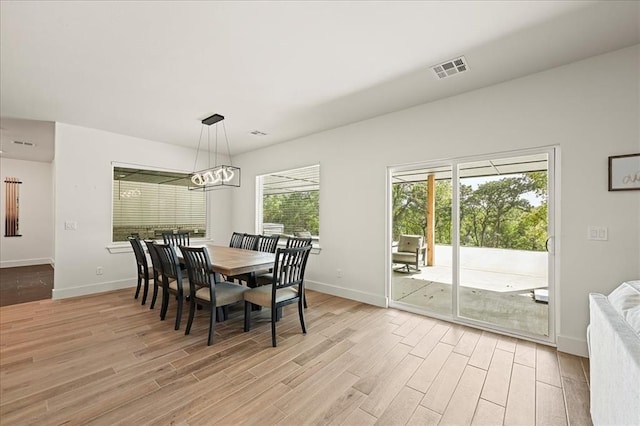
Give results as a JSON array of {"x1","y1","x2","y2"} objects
[{"x1": 386, "y1": 146, "x2": 560, "y2": 345}]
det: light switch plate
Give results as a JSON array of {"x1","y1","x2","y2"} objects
[{"x1": 64, "y1": 221, "x2": 77, "y2": 231}]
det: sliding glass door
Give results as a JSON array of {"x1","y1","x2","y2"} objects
[{"x1": 389, "y1": 148, "x2": 556, "y2": 342}]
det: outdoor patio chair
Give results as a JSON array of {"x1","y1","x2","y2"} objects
[{"x1": 392, "y1": 234, "x2": 426, "y2": 272}]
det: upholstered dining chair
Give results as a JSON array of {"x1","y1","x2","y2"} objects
[
  {"x1": 144, "y1": 240, "x2": 163, "y2": 310},
  {"x1": 243, "y1": 245, "x2": 312, "y2": 347},
  {"x1": 256, "y1": 236, "x2": 312, "y2": 308},
  {"x1": 155, "y1": 243, "x2": 189, "y2": 330},
  {"x1": 181, "y1": 246, "x2": 248, "y2": 346},
  {"x1": 162, "y1": 231, "x2": 190, "y2": 248},
  {"x1": 128, "y1": 237, "x2": 151, "y2": 305}
]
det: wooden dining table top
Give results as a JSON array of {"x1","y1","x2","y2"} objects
[{"x1": 189, "y1": 244, "x2": 276, "y2": 277}]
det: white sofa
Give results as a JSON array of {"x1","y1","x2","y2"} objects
[{"x1": 588, "y1": 280, "x2": 640, "y2": 426}]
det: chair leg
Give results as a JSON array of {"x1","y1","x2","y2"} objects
[
  {"x1": 303, "y1": 291, "x2": 308, "y2": 309},
  {"x1": 208, "y1": 304, "x2": 216, "y2": 346},
  {"x1": 141, "y1": 277, "x2": 149, "y2": 305},
  {"x1": 185, "y1": 298, "x2": 196, "y2": 335},
  {"x1": 175, "y1": 293, "x2": 183, "y2": 330},
  {"x1": 134, "y1": 275, "x2": 142, "y2": 299},
  {"x1": 160, "y1": 287, "x2": 169, "y2": 320},
  {"x1": 150, "y1": 280, "x2": 159, "y2": 309},
  {"x1": 271, "y1": 305, "x2": 278, "y2": 347},
  {"x1": 244, "y1": 301, "x2": 251, "y2": 332},
  {"x1": 298, "y1": 299, "x2": 307, "y2": 334}
]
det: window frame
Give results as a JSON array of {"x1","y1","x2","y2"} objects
[{"x1": 255, "y1": 164, "x2": 320, "y2": 247}]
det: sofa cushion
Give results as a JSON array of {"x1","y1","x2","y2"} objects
[{"x1": 608, "y1": 280, "x2": 640, "y2": 334}]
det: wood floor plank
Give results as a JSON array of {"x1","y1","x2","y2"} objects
[
  {"x1": 453, "y1": 328, "x2": 481, "y2": 356},
  {"x1": 406, "y1": 342, "x2": 454, "y2": 393},
  {"x1": 480, "y1": 347, "x2": 514, "y2": 406},
  {"x1": 420, "y1": 352, "x2": 469, "y2": 414},
  {"x1": 409, "y1": 322, "x2": 449, "y2": 358},
  {"x1": 504, "y1": 363, "x2": 536, "y2": 426},
  {"x1": 375, "y1": 386, "x2": 423, "y2": 426},
  {"x1": 0, "y1": 289, "x2": 586, "y2": 425},
  {"x1": 439, "y1": 365, "x2": 486, "y2": 425},
  {"x1": 472, "y1": 398, "x2": 505, "y2": 426},
  {"x1": 557, "y1": 351, "x2": 587, "y2": 382},
  {"x1": 341, "y1": 408, "x2": 378, "y2": 426},
  {"x1": 537, "y1": 380, "x2": 568, "y2": 426},
  {"x1": 536, "y1": 344, "x2": 562, "y2": 387},
  {"x1": 359, "y1": 354, "x2": 423, "y2": 418},
  {"x1": 406, "y1": 405, "x2": 441, "y2": 426},
  {"x1": 468, "y1": 331, "x2": 498, "y2": 370},
  {"x1": 514, "y1": 339, "x2": 536, "y2": 368},
  {"x1": 561, "y1": 376, "x2": 592, "y2": 426}
]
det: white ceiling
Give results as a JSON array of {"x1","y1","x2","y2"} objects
[{"x1": 1, "y1": 1, "x2": 639, "y2": 163}]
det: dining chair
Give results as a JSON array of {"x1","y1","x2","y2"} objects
[
  {"x1": 230, "y1": 234, "x2": 280, "y2": 286},
  {"x1": 128, "y1": 236, "x2": 151, "y2": 305},
  {"x1": 240, "y1": 234, "x2": 259, "y2": 250},
  {"x1": 229, "y1": 232, "x2": 245, "y2": 248},
  {"x1": 162, "y1": 231, "x2": 190, "y2": 248},
  {"x1": 155, "y1": 243, "x2": 189, "y2": 330},
  {"x1": 181, "y1": 246, "x2": 249, "y2": 345},
  {"x1": 243, "y1": 245, "x2": 312, "y2": 347},
  {"x1": 257, "y1": 236, "x2": 312, "y2": 308},
  {"x1": 256, "y1": 234, "x2": 280, "y2": 253},
  {"x1": 144, "y1": 240, "x2": 163, "y2": 310}
]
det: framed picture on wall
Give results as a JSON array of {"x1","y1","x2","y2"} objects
[{"x1": 609, "y1": 153, "x2": 640, "y2": 191}]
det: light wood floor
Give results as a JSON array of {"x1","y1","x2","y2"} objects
[{"x1": 0, "y1": 289, "x2": 592, "y2": 425}]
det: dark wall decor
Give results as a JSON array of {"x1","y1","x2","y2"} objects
[
  {"x1": 4, "y1": 177, "x2": 22, "y2": 237},
  {"x1": 608, "y1": 153, "x2": 640, "y2": 191}
]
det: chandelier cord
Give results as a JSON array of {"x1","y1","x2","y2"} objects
[
  {"x1": 192, "y1": 124, "x2": 206, "y2": 173},
  {"x1": 222, "y1": 121, "x2": 232, "y2": 166}
]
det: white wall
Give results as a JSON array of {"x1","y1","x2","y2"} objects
[
  {"x1": 53, "y1": 124, "x2": 232, "y2": 299},
  {"x1": 0, "y1": 157, "x2": 54, "y2": 267},
  {"x1": 232, "y1": 45, "x2": 640, "y2": 356}
]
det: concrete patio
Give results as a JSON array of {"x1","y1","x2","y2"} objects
[{"x1": 392, "y1": 245, "x2": 549, "y2": 336}]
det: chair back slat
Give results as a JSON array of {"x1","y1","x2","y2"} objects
[
  {"x1": 180, "y1": 246, "x2": 213, "y2": 293},
  {"x1": 145, "y1": 240, "x2": 162, "y2": 275},
  {"x1": 273, "y1": 246, "x2": 311, "y2": 291},
  {"x1": 286, "y1": 236, "x2": 312, "y2": 249},
  {"x1": 256, "y1": 235, "x2": 280, "y2": 253},
  {"x1": 155, "y1": 243, "x2": 183, "y2": 282},
  {"x1": 229, "y1": 232, "x2": 245, "y2": 248},
  {"x1": 128, "y1": 237, "x2": 148, "y2": 269},
  {"x1": 162, "y1": 232, "x2": 190, "y2": 248},
  {"x1": 240, "y1": 234, "x2": 259, "y2": 250}
]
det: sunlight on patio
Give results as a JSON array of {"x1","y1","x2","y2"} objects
[{"x1": 392, "y1": 245, "x2": 549, "y2": 336}]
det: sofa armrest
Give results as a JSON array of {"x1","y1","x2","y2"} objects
[{"x1": 589, "y1": 293, "x2": 640, "y2": 425}]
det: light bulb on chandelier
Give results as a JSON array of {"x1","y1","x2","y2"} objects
[{"x1": 189, "y1": 113, "x2": 241, "y2": 190}]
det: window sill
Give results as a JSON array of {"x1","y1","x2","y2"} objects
[{"x1": 107, "y1": 238, "x2": 215, "y2": 254}]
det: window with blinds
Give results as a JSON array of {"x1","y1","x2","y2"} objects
[
  {"x1": 257, "y1": 164, "x2": 320, "y2": 239},
  {"x1": 112, "y1": 166, "x2": 206, "y2": 242}
]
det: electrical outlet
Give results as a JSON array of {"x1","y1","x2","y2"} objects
[
  {"x1": 587, "y1": 226, "x2": 608, "y2": 241},
  {"x1": 337, "y1": 268, "x2": 342, "y2": 278},
  {"x1": 64, "y1": 221, "x2": 77, "y2": 231},
  {"x1": 96, "y1": 267, "x2": 103, "y2": 275}
]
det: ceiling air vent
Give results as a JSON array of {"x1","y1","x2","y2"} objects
[
  {"x1": 431, "y1": 56, "x2": 468, "y2": 80},
  {"x1": 250, "y1": 130, "x2": 267, "y2": 136},
  {"x1": 13, "y1": 140, "x2": 36, "y2": 147}
]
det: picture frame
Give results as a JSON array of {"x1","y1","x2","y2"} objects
[{"x1": 608, "y1": 153, "x2": 640, "y2": 191}]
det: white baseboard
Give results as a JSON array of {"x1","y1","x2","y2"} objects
[
  {"x1": 305, "y1": 280, "x2": 386, "y2": 307},
  {"x1": 0, "y1": 257, "x2": 54, "y2": 268},
  {"x1": 557, "y1": 334, "x2": 589, "y2": 357},
  {"x1": 52, "y1": 278, "x2": 135, "y2": 300}
]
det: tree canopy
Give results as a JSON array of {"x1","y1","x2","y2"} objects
[{"x1": 393, "y1": 172, "x2": 547, "y2": 251}]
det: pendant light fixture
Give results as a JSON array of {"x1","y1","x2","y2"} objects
[{"x1": 189, "y1": 113, "x2": 240, "y2": 190}]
